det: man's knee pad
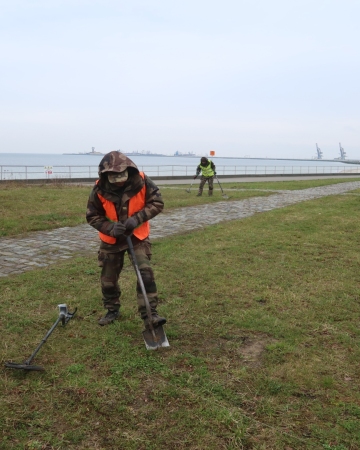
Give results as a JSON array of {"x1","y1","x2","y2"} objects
[{"x1": 140, "y1": 267, "x2": 154, "y2": 284}]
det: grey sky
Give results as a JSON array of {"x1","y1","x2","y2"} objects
[{"x1": 1, "y1": 0, "x2": 359, "y2": 159}]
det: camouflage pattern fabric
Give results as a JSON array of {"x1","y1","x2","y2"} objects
[
  {"x1": 98, "y1": 238, "x2": 158, "y2": 313},
  {"x1": 195, "y1": 158, "x2": 215, "y2": 196},
  {"x1": 86, "y1": 151, "x2": 164, "y2": 313},
  {"x1": 198, "y1": 175, "x2": 214, "y2": 195},
  {"x1": 86, "y1": 151, "x2": 164, "y2": 252}
]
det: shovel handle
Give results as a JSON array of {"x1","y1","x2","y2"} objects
[{"x1": 126, "y1": 236, "x2": 156, "y2": 337}]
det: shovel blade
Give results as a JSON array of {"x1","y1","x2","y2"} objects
[
  {"x1": 142, "y1": 326, "x2": 170, "y2": 350},
  {"x1": 5, "y1": 361, "x2": 45, "y2": 371}
]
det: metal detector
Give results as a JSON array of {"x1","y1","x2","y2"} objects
[
  {"x1": 215, "y1": 175, "x2": 229, "y2": 199},
  {"x1": 5, "y1": 304, "x2": 77, "y2": 371},
  {"x1": 185, "y1": 179, "x2": 195, "y2": 193},
  {"x1": 126, "y1": 236, "x2": 169, "y2": 350}
]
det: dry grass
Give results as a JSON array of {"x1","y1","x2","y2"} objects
[{"x1": 0, "y1": 181, "x2": 360, "y2": 449}]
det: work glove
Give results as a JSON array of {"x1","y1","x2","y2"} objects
[
  {"x1": 193, "y1": 175, "x2": 197, "y2": 179},
  {"x1": 214, "y1": 171, "x2": 217, "y2": 175},
  {"x1": 112, "y1": 221, "x2": 126, "y2": 237},
  {"x1": 124, "y1": 217, "x2": 138, "y2": 233}
]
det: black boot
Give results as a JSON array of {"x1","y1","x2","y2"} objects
[
  {"x1": 142, "y1": 308, "x2": 166, "y2": 329},
  {"x1": 98, "y1": 309, "x2": 120, "y2": 326}
]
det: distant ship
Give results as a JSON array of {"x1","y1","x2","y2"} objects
[
  {"x1": 173, "y1": 151, "x2": 196, "y2": 157},
  {"x1": 122, "y1": 150, "x2": 168, "y2": 157},
  {"x1": 83, "y1": 147, "x2": 104, "y2": 155},
  {"x1": 85, "y1": 151, "x2": 104, "y2": 155},
  {"x1": 63, "y1": 147, "x2": 104, "y2": 156}
]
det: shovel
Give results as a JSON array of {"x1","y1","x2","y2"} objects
[
  {"x1": 5, "y1": 304, "x2": 77, "y2": 371},
  {"x1": 126, "y1": 235, "x2": 169, "y2": 350},
  {"x1": 215, "y1": 175, "x2": 229, "y2": 199}
]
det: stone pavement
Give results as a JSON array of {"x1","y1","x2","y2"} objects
[{"x1": 1, "y1": 181, "x2": 359, "y2": 277}]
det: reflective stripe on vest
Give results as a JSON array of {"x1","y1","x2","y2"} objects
[
  {"x1": 96, "y1": 172, "x2": 150, "y2": 244},
  {"x1": 200, "y1": 160, "x2": 214, "y2": 177}
]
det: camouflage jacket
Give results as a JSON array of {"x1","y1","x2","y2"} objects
[{"x1": 86, "y1": 151, "x2": 164, "y2": 251}]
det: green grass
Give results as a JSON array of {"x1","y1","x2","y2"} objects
[
  {"x1": 0, "y1": 181, "x2": 272, "y2": 237},
  {"x1": 165, "y1": 177, "x2": 360, "y2": 191},
  {"x1": 1, "y1": 180, "x2": 360, "y2": 449},
  {"x1": 0, "y1": 183, "x2": 91, "y2": 236},
  {"x1": 1, "y1": 177, "x2": 359, "y2": 236}
]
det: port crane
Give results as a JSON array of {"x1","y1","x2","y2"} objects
[
  {"x1": 338, "y1": 143, "x2": 346, "y2": 160},
  {"x1": 315, "y1": 143, "x2": 323, "y2": 159}
]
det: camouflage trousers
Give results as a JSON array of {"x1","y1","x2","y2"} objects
[
  {"x1": 198, "y1": 175, "x2": 214, "y2": 195},
  {"x1": 97, "y1": 240, "x2": 158, "y2": 316}
]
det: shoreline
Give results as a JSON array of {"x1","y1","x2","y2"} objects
[{"x1": 2, "y1": 152, "x2": 359, "y2": 164}]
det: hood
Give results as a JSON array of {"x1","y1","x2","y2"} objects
[{"x1": 98, "y1": 151, "x2": 139, "y2": 178}]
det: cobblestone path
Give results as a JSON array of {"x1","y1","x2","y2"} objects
[{"x1": 1, "y1": 181, "x2": 359, "y2": 277}]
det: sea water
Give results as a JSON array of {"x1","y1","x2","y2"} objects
[{"x1": 0, "y1": 153, "x2": 358, "y2": 180}]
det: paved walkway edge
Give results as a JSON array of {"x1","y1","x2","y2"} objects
[{"x1": 1, "y1": 181, "x2": 359, "y2": 277}]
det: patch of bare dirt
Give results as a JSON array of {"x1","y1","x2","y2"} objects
[
  {"x1": 172, "y1": 331, "x2": 276, "y2": 369},
  {"x1": 235, "y1": 335, "x2": 272, "y2": 367}
]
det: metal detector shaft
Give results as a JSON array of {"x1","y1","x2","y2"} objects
[
  {"x1": 186, "y1": 179, "x2": 195, "y2": 193},
  {"x1": 24, "y1": 316, "x2": 62, "y2": 365},
  {"x1": 25, "y1": 304, "x2": 77, "y2": 366},
  {"x1": 5, "y1": 304, "x2": 77, "y2": 371},
  {"x1": 215, "y1": 175, "x2": 228, "y2": 198},
  {"x1": 215, "y1": 175, "x2": 224, "y2": 194},
  {"x1": 126, "y1": 236, "x2": 156, "y2": 340}
]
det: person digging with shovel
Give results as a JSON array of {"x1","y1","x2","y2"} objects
[
  {"x1": 86, "y1": 150, "x2": 166, "y2": 330},
  {"x1": 193, "y1": 156, "x2": 216, "y2": 196}
]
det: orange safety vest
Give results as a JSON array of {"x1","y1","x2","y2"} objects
[{"x1": 96, "y1": 172, "x2": 150, "y2": 244}]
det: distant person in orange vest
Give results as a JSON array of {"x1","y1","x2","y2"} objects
[
  {"x1": 86, "y1": 151, "x2": 166, "y2": 328},
  {"x1": 193, "y1": 157, "x2": 216, "y2": 196}
]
